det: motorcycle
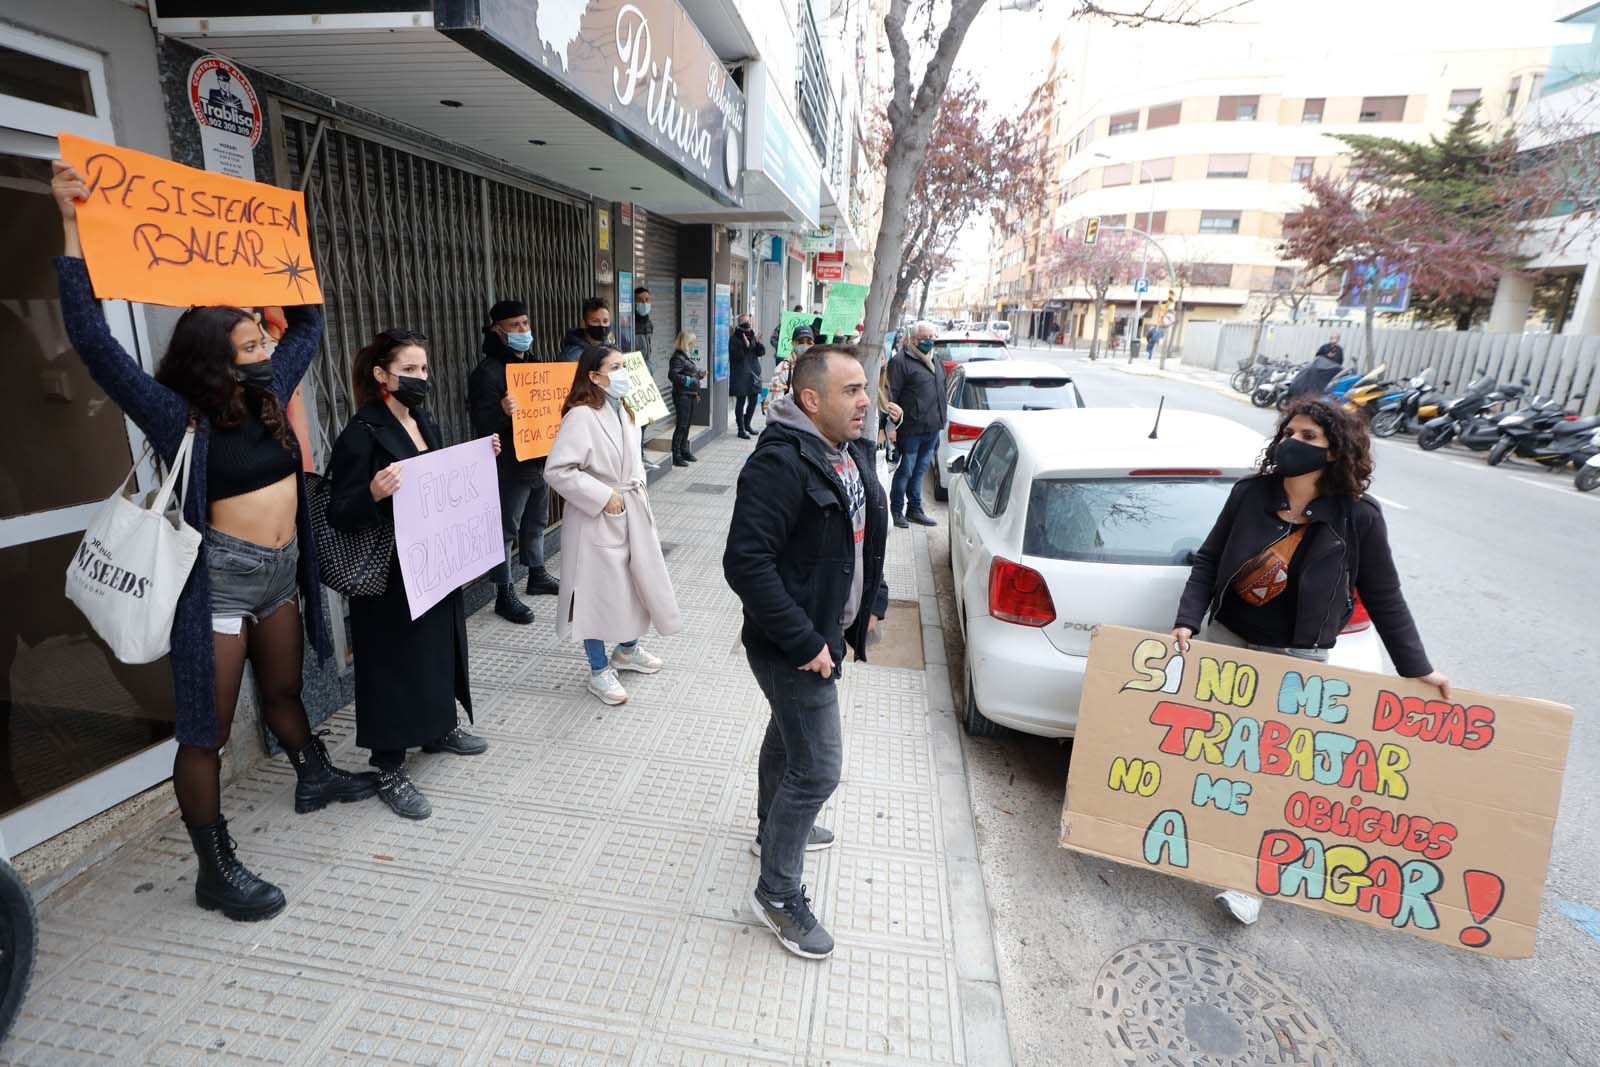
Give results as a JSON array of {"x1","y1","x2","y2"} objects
[
  {"x1": 1417, "y1": 373, "x2": 1514, "y2": 451},
  {"x1": 1371, "y1": 369, "x2": 1446, "y2": 438},
  {"x1": 1456, "y1": 383, "x2": 1540, "y2": 452},
  {"x1": 1577, "y1": 436, "x2": 1600, "y2": 492},
  {"x1": 1251, "y1": 363, "x2": 1297, "y2": 408},
  {"x1": 1488, "y1": 395, "x2": 1597, "y2": 467},
  {"x1": 1340, "y1": 366, "x2": 1399, "y2": 419}
]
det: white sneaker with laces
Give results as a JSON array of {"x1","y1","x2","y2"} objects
[
  {"x1": 1215, "y1": 889, "x2": 1262, "y2": 925},
  {"x1": 611, "y1": 644, "x2": 663, "y2": 674},
  {"x1": 588, "y1": 667, "x2": 629, "y2": 705}
]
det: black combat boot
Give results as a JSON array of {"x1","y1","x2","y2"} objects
[
  {"x1": 287, "y1": 733, "x2": 379, "y2": 814},
  {"x1": 495, "y1": 583, "x2": 534, "y2": 623},
  {"x1": 186, "y1": 816, "x2": 286, "y2": 922}
]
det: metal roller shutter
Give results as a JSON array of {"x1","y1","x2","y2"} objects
[{"x1": 634, "y1": 207, "x2": 679, "y2": 395}]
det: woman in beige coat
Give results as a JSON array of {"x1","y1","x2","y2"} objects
[{"x1": 544, "y1": 345, "x2": 683, "y2": 704}]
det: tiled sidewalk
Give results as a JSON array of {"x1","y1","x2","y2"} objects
[{"x1": 5, "y1": 433, "x2": 1004, "y2": 1066}]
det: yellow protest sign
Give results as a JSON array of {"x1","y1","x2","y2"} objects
[
  {"x1": 506, "y1": 362, "x2": 578, "y2": 461},
  {"x1": 1061, "y1": 626, "x2": 1572, "y2": 958},
  {"x1": 621, "y1": 351, "x2": 670, "y2": 424},
  {"x1": 59, "y1": 131, "x2": 322, "y2": 308}
]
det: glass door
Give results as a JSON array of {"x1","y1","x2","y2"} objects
[{"x1": 0, "y1": 25, "x2": 176, "y2": 857}]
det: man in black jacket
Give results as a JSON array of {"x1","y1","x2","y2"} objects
[
  {"x1": 885, "y1": 320, "x2": 948, "y2": 528},
  {"x1": 468, "y1": 298, "x2": 561, "y2": 624},
  {"x1": 560, "y1": 296, "x2": 614, "y2": 359},
  {"x1": 724, "y1": 345, "x2": 889, "y2": 961},
  {"x1": 634, "y1": 286, "x2": 654, "y2": 362}
]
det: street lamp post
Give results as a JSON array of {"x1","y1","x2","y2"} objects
[{"x1": 1094, "y1": 151, "x2": 1162, "y2": 360}]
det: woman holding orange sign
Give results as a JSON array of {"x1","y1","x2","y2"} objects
[{"x1": 50, "y1": 160, "x2": 378, "y2": 922}]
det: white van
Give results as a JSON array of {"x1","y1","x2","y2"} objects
[{"x1": 987, "y1": 320, "x2": 1013, "y2": 344}]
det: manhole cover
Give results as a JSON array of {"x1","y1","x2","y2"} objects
[
  {"x1": 1091, "y1": 941, "x2": 1346, "y2": 1066},
  {"x1": 685, "y1": 483, "x2": 729, "y2": 494}
]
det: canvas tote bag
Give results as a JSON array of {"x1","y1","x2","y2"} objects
[{"x1": 65, "y1": 429, "x2": 202, "y2": 664}]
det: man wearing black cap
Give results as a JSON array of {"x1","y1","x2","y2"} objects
[{"x1": 469, "y1": 298, "x2": 561, "y2": 624}]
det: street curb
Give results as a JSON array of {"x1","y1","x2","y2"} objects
[{"x1": 909, "y1": 521, "x2": 1015, "y2": 1067}]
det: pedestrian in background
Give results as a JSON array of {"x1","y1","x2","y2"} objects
[
  {"x1": 1171, "y1": 396, "x2": 1449, "y2": 925},
  {"x1": 329, "y1": 330, "x2": 492, "y2": 821},
  {"x1": 729, "y1": 312, "x2": 765, "y2": 439},
  {"x1": 561, "y1": 297, "x2": 614, "y2": 359},
  {"x1": 725, "y1": 344, "x2": 889, "y2": 960},
  {"x1": 51, "y1": 161, "x2": 377, "y2": 921},
  {"x1": 885, "y1": 320, "x2": 947, "y2": 529},
  {"x1": 544, "y1": 345, "x2": 682, "y2": 705},
  {"x1": 668, "y1": 330, "x2": 705, "y2": 467},
  {"x1": 634, "y1": 286, "x2": 655, "y2": 361},
  {"x1": 468, "y1": 298, "x2": 560, "y2": 626},
  {"x1": 765, "y1": 325, "x2": 813, "y2": 415}
]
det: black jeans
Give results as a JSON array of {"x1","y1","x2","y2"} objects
[
  {"x1": 735, "y1": 394, "x2": 758, "y2": 431},
  {"x1": 749, "y1": 651, "x2": 843, "y2": 901},
  {"x1": 671, "y1": 391, "x2": 697, "y2": 454},
  {"x1": 489, "y1": 464, "x2": 549, "y2": 585}
]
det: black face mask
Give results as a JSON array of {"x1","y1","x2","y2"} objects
[
  {"x1": 1276, "y1": 437, "x2": 1329, "y2": 478},
  {"x1": 235, "y1": 359, "x2": 274, "y2": 390},
  {"x1": 586, "y1": 323, "x2": 609, "y2": 341},
  {"x1": 389, "y1": 374, "x2": 431, "y2": 410}
]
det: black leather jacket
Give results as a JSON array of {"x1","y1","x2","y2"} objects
[{"x1": 1174, "y1": 475, "x2": 1432, "y2": 677}]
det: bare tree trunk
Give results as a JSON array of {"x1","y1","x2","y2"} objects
[
  {"x1": 917, "y1": 275, "x2": 932, "y2": 320},
  {"x1": 1090, "y1": 297, "x2": 1105, "y2": 360},
  {"x1": 860, "y1": 0, "x2": 991, "y2": 437},
  {"x1": 1362, "y1": 283, "x2": 1378, "y2": 372}
]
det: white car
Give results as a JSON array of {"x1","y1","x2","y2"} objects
[
  {"x1": 931, "y1": 332, "x2": 1010, "y2": 378},
  {"x1": 986, "y1": 320, "x2": 1013, "y2": 344},
  {"x1": 948, "y1": 408, "x2": 1389, "y2": 738},
  {"x1": 931, "y1": 360, "x2": 1083, "y2": 503}
]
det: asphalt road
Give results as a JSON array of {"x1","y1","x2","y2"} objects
[{"x1": 924, "y1": 346, "x2": 1600, "y2": 1067}]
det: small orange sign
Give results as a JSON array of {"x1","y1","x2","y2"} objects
[
  {"x1": 59, "y1": 132, "x2": 323, "y2": 308},
  {"x1": 507, "y1": 362, "x2": 579, "y2": 461}
]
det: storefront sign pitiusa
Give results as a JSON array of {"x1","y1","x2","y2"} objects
[
  {"x1": 1060, "y1": 626, "x2": 1572, "y2": 958},
  {"x1": 187, "y1": 54, "x2": 260, "y2": 180},
  {"x1": 443, "y1": 0, "x2": 746, "y2": 204}
]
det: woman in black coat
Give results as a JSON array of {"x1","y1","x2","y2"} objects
[
  {"x1": 668, "y1": 330, "x2": 706, "y2": 467},
  {"x1": 728, "y1": 314, "x2": 766, "y2": 438},
  {"x1": 328, "y1": 329, "x2": 491, "y2": 820}
]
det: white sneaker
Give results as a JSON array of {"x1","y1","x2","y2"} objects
[
  {"x1": 588, "y1": 667, "x2": 629, "y2": 705},
  {"x1": 1215, "y1": 890, "x2": 1262, "y2": 925},
  {"x1": 610, "y1": 644, "x2": 663, "y2": 674}
]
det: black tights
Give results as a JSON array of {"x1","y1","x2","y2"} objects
[{"x1": 174, "y1": 599, "x2": 312, "y2": 827}]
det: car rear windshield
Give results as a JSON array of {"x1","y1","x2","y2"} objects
[
  {"x1": 934, "y1": 342, "x2": 1006, "y2": 362},
  {"x1": 960, "y1": 379, "x2": 1081, "y2": 411},
  {"x1": 1024, "y1": 477, "x2": 1236, "y2": 565}
]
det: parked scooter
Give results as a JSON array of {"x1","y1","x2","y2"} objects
[
  {"x1": 1371, "y1": 369, "x2": 1445, "y2": 438},
  {"x1": 1456, "y1": 383, "x2": 1539, "y2": 451},
  {"x1": 1576, "y1": 436, "x2": 1600, "y2": 492},
  {"x1": 1340, "y1": 365, "x2": 1397, "y2": 419},
  {"x1": 1417, "y1": 373, "x2": 1514, "y2": 451},
  {"x1": 1488, "y1": 394, "x2": 1596, "y2": 467}
]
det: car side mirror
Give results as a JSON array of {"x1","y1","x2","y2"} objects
[{"x1": 950, "y1": 456, "x2": 968, "y2": 476}]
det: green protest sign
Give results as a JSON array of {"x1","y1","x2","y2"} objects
[
  {"x1": 820, "y1": 283, "x2": 868, "y2": 339},
  {"x1": 775, "y1": 310, "x2": 812, "y2": 362}
]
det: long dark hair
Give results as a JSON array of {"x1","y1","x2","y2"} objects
[
  {"x1": 352, "y1": 329, "x2": 429, "y2": 408},
  {"x1": 562, "y1": 344, "x2": 635, "y2": 421},
  {"x1": 1260, "y1": 396, "x2": 1375, "y2": 497},
  {"x1": 155, "y1": 305, "x2": 295, "y2": 450}
]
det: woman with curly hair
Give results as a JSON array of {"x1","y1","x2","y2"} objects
[
  {"x1": 1169, "y1": 396, "x2": 1450, "y2": 924},
  {"x1": 50, "y1": 161, "x2": 376, "y2": 923}
]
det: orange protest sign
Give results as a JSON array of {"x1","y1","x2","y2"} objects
[
  {"x1": 59, "y1": 132, "x2": 322, "y2": 308},
  {"x1": 507, "y1": 362, "x2": 579, "y2": 461}
]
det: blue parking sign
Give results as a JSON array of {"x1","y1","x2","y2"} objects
[{"x1": 1134, "y1": 277, "x2": 1149, "y2": 294}]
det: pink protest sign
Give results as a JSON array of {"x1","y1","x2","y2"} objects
[{"x1": 391, "y1": 436, "x2": 503, "y2": 620}]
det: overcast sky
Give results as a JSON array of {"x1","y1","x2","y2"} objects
[{"x1": 940, "y1": 0, "x2": 1582, "y2": 278}]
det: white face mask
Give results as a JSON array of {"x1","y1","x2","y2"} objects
[{"x1": 600, "y1": 367, "x2": 632, "y2": 399}]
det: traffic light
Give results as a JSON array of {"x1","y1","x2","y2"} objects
[{"x1": 1083, "y1": 218, "x2": 1100, "y2": 245}]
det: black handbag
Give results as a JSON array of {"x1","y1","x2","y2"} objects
[{"x1": 304, "y1": 442, "x2": 393, "y2": 597}]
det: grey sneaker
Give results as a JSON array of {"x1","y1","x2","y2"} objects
[
  {"x1": 750, "y1": 824, "x2": 835, "y2": 857},
  {"x1": 751, "y1": 885, "x2": 834, "y2": 960},
  {"x1": 422, "y1": 725, "x2": 489, "y2": 756},
  {"x1": 375, "y1": 767, "x2": 432, "y2": 821}
]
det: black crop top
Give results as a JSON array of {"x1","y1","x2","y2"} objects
[{"x1": 209, "y1": 407, "x2": 300, "y2": 501}]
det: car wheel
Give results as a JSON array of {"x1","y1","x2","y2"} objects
[{"x1": 961, "y1": 651, "x2": 1002, "y2": 738}]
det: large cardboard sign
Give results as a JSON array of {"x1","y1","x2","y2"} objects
[
  {"x1": 1060, "y1": 626, "x2": 1572, "y2": 958},
  {"x1": 507, "y1": 362, "x2": 578, "y2": 461},
  {"x1": 60, "y1": 133, "x2": 322, "y2": 308},
  {"x1": 392, "y1": 438, "x2": 502, "y2": 620},
  {"x1": 621, "y1": 351, "x2": 670, "y2": 423},
  {"x1": 820, "y1": 281, "x2": 868, "y2": 339}
]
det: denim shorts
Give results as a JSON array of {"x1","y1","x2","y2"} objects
[{"x1": 206, "y1": 527, "x2": 300, "y2": 634}]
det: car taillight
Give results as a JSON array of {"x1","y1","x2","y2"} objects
[
  {"x1": 1341, "y1": 590, "x2": 1371, "y2": 634},
  {"x1": 948, "y1": 422, "x2": 983, "y2": 442},
  {"x1": 943, "y1": 360, "x2": 958, "y2": 374},
  {"x1": 989, "y1": 557, "x2": 1056, "y2": 627}
]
